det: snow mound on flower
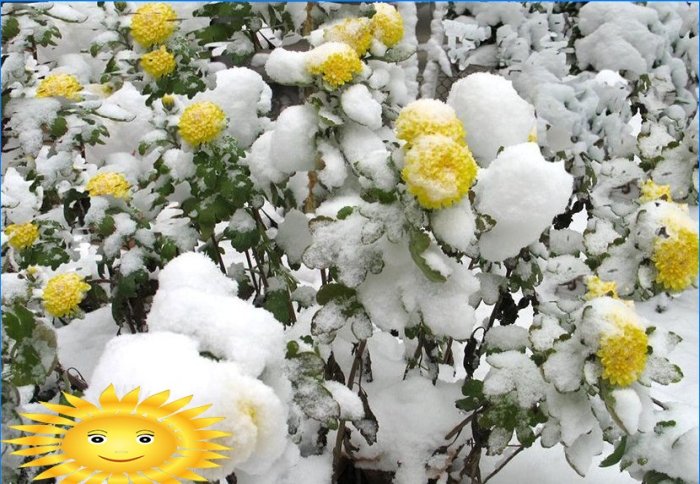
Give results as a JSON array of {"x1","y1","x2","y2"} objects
[
  {"x1": 475, "y1": 143, "x2": 572, "y2": 261},
  {"x1": 193, "y1": 67, "x2": 271, "y2": 148},
  {"x1": 147, "y1": 253, "x2": 284, "y2": 377},
  {"x1": 265, "y1": 48, "x2": 312, "y2": 85},
  {"x1": 86, "y1": 332, "x2": 288, "y2": 478},
  {"x1": 270, "y1": 105, "x2": 319, "y2": 174},
  {"x1": 447, "y1": 72, "x2": 536, "y2": 166}
]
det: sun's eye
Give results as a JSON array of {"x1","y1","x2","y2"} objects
[
  {"x1": 88, "y1": 435, "x2": 106, "y2": 444},
  {"x1": 137, "y1": 434, "x2": 154, "y2": 444}
]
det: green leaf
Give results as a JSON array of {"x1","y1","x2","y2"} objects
[
  {"x1": 227, "y1": 228, "x2": 259, "y2": 252},
  {"x1": 2, "y1": 16, "x2": 20, "y2": 42},
  {"x1": 316, "y1": 283, "x2": 356, "y2": 305},
  {"x1": 600, "y1": 436, "x2": 627, "y2": 468},
  {"x1": 408, "y1": 229, "x2": 446, "y2": 282},
  {"x1": 49, "y1": 116, "x2": 68, "y2": 137},
  {"x1": 3, "y1": 305, "x2": 36, "y2": 341},
  {"x1": 516, "y1": 425, "x2": 536, "y2": 447},
  {"x1": 264, "y1": 290, "x2": 292, "y2": 324}
]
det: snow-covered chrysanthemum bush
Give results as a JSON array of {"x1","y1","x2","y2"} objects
[{"x1": 2, "y1": 3, "x2": 697, "y2": 484}]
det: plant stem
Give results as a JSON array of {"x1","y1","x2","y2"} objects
[
  {"x1": 244, "y1": 249, "x2": 260, "y2": 298},
  {"x1": 210, "y1": 233, "x2": 226, "y2": 274},
  {"x1": 332, "y1": 340, "x2": 367, "y2": 481}
]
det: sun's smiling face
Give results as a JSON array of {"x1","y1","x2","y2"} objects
[{"x1": 62, "y1": 414, "x2": 178, "y2": 473}]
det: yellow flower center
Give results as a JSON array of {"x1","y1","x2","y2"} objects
[
  {"x1": 131, "y1": 3, "x2": 177, "y2": 47},
  {"x1": 402, "y1": 134, "x2": 478, "y2": 209},
  {"x1": 324, "y1": 17, "x2": 374, "y2": 56},
  {"x1": 42, "y1": 273, "x2": 91, "y2": 318},
  {"x1": 652, "y1": 220, "x2": 699, "y2": 292},
  {"x1": 140, "y1": 46, "x2": 176, "y2": 78},
  {"x1": 597, "y1": 316, "x2": 648, "y2": 387},
  {"x1": 585, "y1": 276, "x2": 619, "y2": 300},
  {"x1": 639, "y1": 179, "x2": 672, "y2": 203},
  {"x1": 161, "y1": 94, "x2": 175, "y2": 109},
  {"x1": 307, "y1": 43, "x2": 363, "y2": 89},
  {"x1": 36, "y1": 74, "x2": 83, "y2": 101},
  {"x1": 4, "y1": 223, "x2": 39, "y2": 250},
  {"x1": 178, "y1": 101, "x2": 227, "y2": 146},
  {"x1": 86, "y1": 172, "x2": 131, "y2": 198},
  {"x1": 395, "y1": 99, "x2": 465, "y2": 146},
  {"x1": 371, "y1": 3, "x2": 404, "y2": 47}
]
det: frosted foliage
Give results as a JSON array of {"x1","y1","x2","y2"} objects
[
  {"x1": 148, "y1": 253, "x2": 284, "y2": 377},
  {"x1": 317, "y1": 140, "x2": 348, "y2": 189},
  {"x1": 324, "y1": 381, "x2": 364, "y2": 420},
  {"x1": 243, "y1": 131, "x2": 286, "y2": 188},
  {"x1": 340, "y1": 122, "x2": 396, "y2": 191},
  {"x1": 86, "y1": 332, "x2": 288, "y2": 478},
  {"x1": 341, "y1": 84, "x2": 382, "y2": 130},
  {"x1": 264, "y1": 48, "x2": 312, "y2": 85},
  {"x1": 86, "y1": 83, "x2": 152, "y2": 163},
  {"x1": 2, "y1": 167, "x2": 43, "y2": 224},
  {"x1": 358, "y1": 241, "x2": 478, "y2": 339},
  {"x1": 475, "y1": 143, "x2": 573, "y2": 261},
  {"x1": 447, "y1": 72, "x2": 535, "y2": 166},
  {"x1": 484, "y1": 326, "x2": 528, "y2": 352},
  {"x1": 275, "y1": 209, "x2": 312, "y2": 265},
  {"x1": 303, "y1": 212, "x2": 383, "y2": 288},
  {"x1": 1, "y1": 273, "x2": 28, "y2": 304},
  {"x1": 484, "y1": 351, "x2": 545, "y2": 408},
  {"x1": 430, "y1": 198, "x2": 476, "y2": 252},
  {"x1": 270, "y1": 105, "x2": 319, "y2": 174},
  {"x1": 625, "y1": 404, "x2": 699, "y2": 483}
]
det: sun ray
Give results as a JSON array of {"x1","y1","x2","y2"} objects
[
  {"x1": 174, "y1": 404, "x2": 211, "y2": 420},
  {"x1": 63, "y1": 392, "x2": 99, "y2": 413},
  {"x1": 35, "y1": 461, "x2": 80, "y2": 480},
  {"x1": 10, "y1": 424, "x2": 66, "y2": 435},
  {"x1": 179, "y1": 450, "x2": 228, "y2": 460},
  {"x1": 83, "y1": 471, "x2": 110, "y2": 483},
  {"x1": 20, "y1": 453, "x2": 68, "y2": 468},
  {"x1": 107, "y1": 473, "x2": 129, "y2": 484},
  {"x1": 3, "y1": 435, "x2": 62, "y2": 446},
  {"x1": 20, "y1": 413, "x2": 75, "y2": 426},
  {"x1": 141, "y1": 467, "x2": 182, "y2": 483},
  {"x1": 59, "y1": 467, "x2": 99, "y2": 484},
  {"x1": 189, "y1": 416, "x2": 226, "y2": 429},
  {"x1": 137, "y1": 390, "x2": 170, "y2": 409},
  {"x1": 159, "y1": 395, "x2": 193, "y2": 415},
  {"x1": 195, "y1": 429, "x2": 230, "y2": 440},
  {"x1": 9, "y1": 445, "x2": 60, "y2": 456},
  {"x1": 40, "y1": 402, "x2": 85, "y2": 419},
  {"x1": 120, "y1": 387, "x2": 142, "y2": 408}
]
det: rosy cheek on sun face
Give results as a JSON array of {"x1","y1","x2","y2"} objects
[{"x1": 61, "y1": 415, "x2": 179, "y2": 473}]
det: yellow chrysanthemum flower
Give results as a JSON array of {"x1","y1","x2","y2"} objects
[
  {"x1": 325, "y1": 17, "x2": 373, "y2": 56},
  {"x1": 597, "y1": 315, "x2": 648, "y2": 387},
  {"x1": 178, "y1": 101, "x2": 226, "y2": 146},
  {"x1": 86, "y1": 172, "x2": 131, "y2": 198},
  {"x1": 585, "y1": 276, "x2": 619, "y2": 300},
  {"x1": 640, "y1": 179, "x2": 672, "y2": 203},
  {"x1": 652, "y1": 219, "x2": 699, "y2": 292},
  {"x1": 372, "y1": 3, "x2": 404, "y2": 47},
  {"x1": 307, "y1": 42, "x2": 363, "y2": 89},
  {"x1": 42, "y1": 273, "x2": 91, "y2": 318},
  {"x1": 395, "y1": 99, "x2": 465, "y2": 146},
  {"x1": 140, "y1": 46, "x2": 176, "y2": 78},
  {"x1": 161, "y1": 94, "x2": 175, "y2": 109},
  {"x1": 131, "y1": 3, "x2": 177, "y2": 47},
  {"x1": 36, "y1": 74, "x2": 83, "y2": 101},
  {"x1": 4, "y1": 223, "x2": 39, "y2": 250},
  {"x1": 402, "y1": 134, "x2": 478, "y2": 209}
]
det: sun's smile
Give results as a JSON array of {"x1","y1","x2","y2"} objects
[
  {"x1": 99, "y1": 455, "x2": 144, "y2": 462},
  {"x1": 3, "y1": 385, "x2": 231, "y2": 482}
]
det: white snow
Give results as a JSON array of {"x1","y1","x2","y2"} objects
[
  {"x1": 475, "y1": 143, "x2": 573, "y2": 261},
  {"x1": 265, "y1": 48, "x2": 312, "y2": 85},
  {"x1": 341, "y1": 84, "x2": 383, "y2": 130},
  {"x1": 270, "y1": 105, "x2": 319, "y2": 174},
  {"x1": 430, "y1": 198, "x2": 476, "y2": 252},
  {"x1": 447, "y1": 72, "x2": 536, "y2": 166}
]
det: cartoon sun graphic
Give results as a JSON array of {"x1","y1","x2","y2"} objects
[{"x1": 4, "y1": 385, "x2": 230, "y2": 482}]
